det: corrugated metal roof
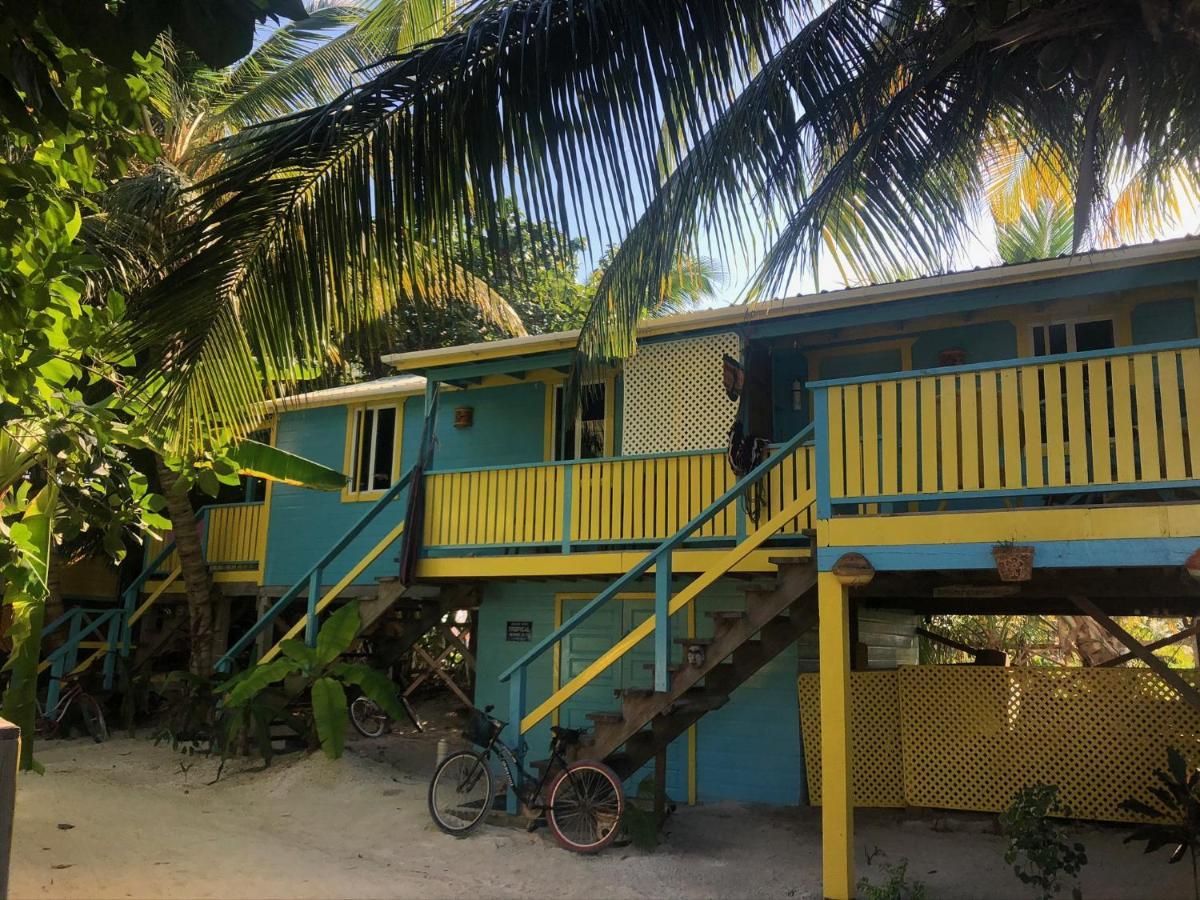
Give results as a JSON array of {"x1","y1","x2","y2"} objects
[
  {"x1": 265, "y1": 374, "x2": 427, "y2": 412},
  {"x1": 383, "y1": 235, "x2": 1200, "y2": 372}
]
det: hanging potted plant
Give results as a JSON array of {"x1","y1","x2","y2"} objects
[{"x1": 993, "y1": 539, "x2": 1035, "y2": 582}]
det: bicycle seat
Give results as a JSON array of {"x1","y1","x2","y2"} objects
[{"x1": 550, "y1": 725, "x2": 582, "y2": 745}]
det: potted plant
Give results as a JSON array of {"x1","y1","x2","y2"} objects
[{"x1": 993, "y1": 540, "x2": 1035, "y2": 582}]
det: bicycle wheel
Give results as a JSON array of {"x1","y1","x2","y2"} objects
[
  {"x1": 545, "y1": 760, "x2": 624, "y2": 853},
  {"x1": 400, "y1": 696, "x2": 424, "y2": 733},
  {"x1": 428, "y1": 750, "x2": 493, "y2": 837},
  {"x1": 77, "y1": 694, "x2": 108, "y2": 743},
  {"x1": 349, "y1": 696, "x2": 388, "y2": 738}
]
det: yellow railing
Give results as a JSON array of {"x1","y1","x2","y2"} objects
[
  {"x1": 422, "y1": 447, "x2": 815, "y2": 550},
  {"x1": 819, "y1": 341, "x2": 1200, "y2": 503},
  {"x1": 205, "y1": 503, "x2": 266, "y2": 569},
  {"x1": 143, "y1": 501, "x2": 265, "y2": 585}
]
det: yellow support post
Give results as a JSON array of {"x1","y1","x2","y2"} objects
[{"x1": 818, "y1": 571, "x2": 854, "y2": 900}]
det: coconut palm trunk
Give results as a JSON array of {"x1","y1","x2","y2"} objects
[{"x1": 155, "y1": 456, "x2": 220, "y2": 675}]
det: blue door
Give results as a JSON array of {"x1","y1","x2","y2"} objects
[{"x1": 559, "y1": 598, "x2": 688, "y2": 801}]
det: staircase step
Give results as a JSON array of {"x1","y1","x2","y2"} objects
[
  {"x1": 768, "y1": 556, "x2": 810, "y2": 567},
  {"x1": 586, "y1": 711, "x2": 623, "y2": 725},
  {"x1": 621, "y1": 688, "x2": 656, "y2": 700},
  {"x1": 673, "y1": 636, "x2": 714, "y2": 646},
  {"x1": 705, "y1": 610, "x2": 747, "y2": 622}
]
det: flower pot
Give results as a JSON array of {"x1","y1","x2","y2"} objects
[{"x1": 993, "y1": 545, "x2": 1034, "y2": 582}]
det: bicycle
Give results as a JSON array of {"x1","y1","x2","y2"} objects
[
  {"x1": 348, "y1": 689, "x2": 424, "y2": 738},
  {"x1": 428, "y1": 705, "x2": 624, "y2": 853},
  {"x1": 36, "y1": 676, "x2": 108, "y2": 743}
]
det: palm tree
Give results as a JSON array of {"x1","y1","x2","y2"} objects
[
  {"x1": 95, "y1": 0, "x2": 525, "y2": 673},
  {"x1": 138, "y1": 0, "x2": 1200, "y2": 444}
]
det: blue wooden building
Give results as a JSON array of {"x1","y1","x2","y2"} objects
[{"x1": 127, "y1": 237, "x2": 1200, "y2": 898}]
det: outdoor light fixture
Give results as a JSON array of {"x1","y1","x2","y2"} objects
[
  {"x1": 832, "y1": 552, "x2": 875, "y2": 587},
  {"x1": 454, "y1": 406, "x2": 474, "y2": 428}
]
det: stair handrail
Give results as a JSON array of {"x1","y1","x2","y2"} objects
[
  {"x1": 214, "y1": 466, "x2": 415, "y2": 672},
  {"x1": 497, "y1": 423, "x2": 815, "y2": 751}
]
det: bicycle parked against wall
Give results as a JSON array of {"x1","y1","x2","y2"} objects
[
  {"x1": 428, "y1": 705, "x2": 624, "y2": 853},
  {"x1": 37, "y1": 676, "x2": 108, "y2": 742}
]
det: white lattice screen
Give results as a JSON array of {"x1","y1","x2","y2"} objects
[{"x1": 621, "y1": 332, "x2": 741, "y2": 454}]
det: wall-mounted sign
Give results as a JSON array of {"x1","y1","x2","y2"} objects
[{"x1": 506, "y1": 621, "x2": 532, "y2": 642}]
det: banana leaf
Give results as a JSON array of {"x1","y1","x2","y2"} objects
[{"x1": 229, "y1": 439, "x2": 346, "y2": 490}]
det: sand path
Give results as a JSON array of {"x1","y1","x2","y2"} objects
[{"x1": 9, "y1": 733, "x2": 1191, "y2": 899}]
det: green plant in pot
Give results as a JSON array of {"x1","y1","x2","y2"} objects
[
  {"x1": 1122, "y1": 747, "x2": 1200, "y2": 900},
  {"x1": 218, "y1": 601, "x2": 407, "y2": 760}
]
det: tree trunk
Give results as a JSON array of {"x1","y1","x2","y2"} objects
[
  {"x1": 43, "y1": 553, "x2": 65, "y2": 651},
  {"x1": 154, "y1": 456, "x2": 219, "y2": 676}
]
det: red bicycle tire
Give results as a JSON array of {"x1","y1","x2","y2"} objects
[{"x1": 545, "y1": 760, "x2": 624, "y2": 853}]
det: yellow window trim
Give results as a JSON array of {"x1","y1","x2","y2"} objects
[{"x1": 341, "y1": 400, "x2": 404, "y2": 503}]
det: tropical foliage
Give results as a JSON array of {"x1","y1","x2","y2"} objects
[
  {"x1": 0, "y1": 3, "x2": 306, "y2": 767},
  {"x1": 219, "y1": 602, "x2": 407, "y2": 760},
  {"x1": 150, "y1": 0, "x2": 1200, "y2": 441},
  {"x1": 1123, "y1": 748, "x2": 1200, "y2": 900}
]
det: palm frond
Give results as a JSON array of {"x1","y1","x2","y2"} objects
[
  {"x1": 144, "y1": 0, "x2": 1200, "y2": 443},
  {"x1": 997, "y1": 199, "x2": 1074, "y2": 264},
  {"x1": 212, "y1": 2, "x2": 374, "y2": 131}
]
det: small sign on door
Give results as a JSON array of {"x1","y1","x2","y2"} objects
[{"x1": 506, "y1": 620, "x2": 532, "y2": 642}]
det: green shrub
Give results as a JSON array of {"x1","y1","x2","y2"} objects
[{"x1": 999, "y1": 785, "x2": 1087, "y2": 900}]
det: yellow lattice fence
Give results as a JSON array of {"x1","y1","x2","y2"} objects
[
  {"x1": 798, "y1": 666, "x2": 1200, "y2": 822},
  {"x1": 798, "y1": 671, "x2": 905, "y2": 807}
]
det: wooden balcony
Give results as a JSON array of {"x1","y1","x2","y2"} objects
[
  {"x1": 808, "y1": 340, "x2": 1200, "y2": 571},
  {"x1": 421, "y1": 446, "x2": 815, "y2": 553},
  {"x1": 812, "y1": 338, "x2": 1200, "y2": 514},
  {"x1": 144, "y1": 501, "x2": 267, "y2": 588}
]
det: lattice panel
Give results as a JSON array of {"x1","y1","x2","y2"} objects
[
  {"x1": 798, "y1": 671, "x2": 905, "y2": 807},
  {"x1": 621, "y1": 332, "x2": 741, "y2": 455},
  {"x1": 898, "y1": 666, "x2": 1200, "y2": 822},
  {"x1": 799, "y1": 666, "x2": 1200, "y2": 823}
]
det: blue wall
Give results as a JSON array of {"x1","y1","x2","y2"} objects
[
  {"x1": 910, "y1": 321, "x2": 1018, "y2": 368},
  {"x1": 1132, "y1": 297, "x2": 1198, "y2": 344},
  {"x1": 473, "y1": 577, "x2": 806, "y2": 806},
  {"x1": 264, "y1": 382, "x2": 548, "y2": 588}
]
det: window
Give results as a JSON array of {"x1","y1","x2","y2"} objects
[
  {"x1": 1031, "y1": 318, "x2": 1115, "y2": 356},
  {"x1": 552, "y1": 384, "x2": 607, "y2": 460},
  {"x1": 348, "y1": 406, "x2": 397, "y2": 494}
]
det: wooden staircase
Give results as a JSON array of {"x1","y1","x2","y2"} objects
[{"x1": 568, "y1": 560, "x2": 817, "y2": 780}]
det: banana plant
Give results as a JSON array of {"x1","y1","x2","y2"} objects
[{"x1": 218, "y1": 601, "x2": 405, "y2": 760}]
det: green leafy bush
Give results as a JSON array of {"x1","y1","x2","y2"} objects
[
  {"x1": 1122, "y1": 747, "x2": 1200, "y2": 900},
  {"x1": 218, "y1": 601, "x2": 407, "y2": 760},
  {"x1": 1000, "y1": 785, "x2": 1087, "y2": 900},
  {"x1": 857, "y1": 858, "x2": 927, "y2": 900}
]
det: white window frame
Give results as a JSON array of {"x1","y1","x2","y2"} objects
[
  {"x1": 1030, "y1": 316, "x2": 1117, "y2": 356},
  {"x1": 344, "y1": 403, "x2": 400, "y2": 500}
]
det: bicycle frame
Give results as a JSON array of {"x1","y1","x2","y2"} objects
[
  {"x1": 476, "y1": 728, "x2": 573, "y2": 813},
  {"x1": 36, "y1": 680, "x2": 82, "y2": 733}
]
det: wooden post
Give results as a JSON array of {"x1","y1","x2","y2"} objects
[
  {"x1": 654, "y1": 748, "x2": 667, "y2": 822},
  {"x1": 1071, "y1": 595, "x2": 1200, "y2": 713},
  {"x1": 818, "y1": 571, "x2": 854, "y2": 900},
  {"x1": 654, "y1": 551, "x2": 672, "y2": 693},
  {"x1": 305, "y1": 567, "x2": 322, "y2": 647},
  {"x1": 0, "y1": 718, "x2": 18, "y2": 898}
]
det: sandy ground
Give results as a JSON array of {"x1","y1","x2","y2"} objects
[{"x1": 9, "y1": 705, "x2": 1193, "y2": 899}]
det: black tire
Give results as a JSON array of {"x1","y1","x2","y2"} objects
[
  {"x1": 77, "y1": 694, "x2": 108, "y2": 743},
  {"x1": 545, "y1": 760, "x2": 624, "y2": 853},
  {"x1": 428, "y1": 750, "x2": 493, "y2": 837},
  {"x1": 349, "y1": 696, "x2": 388, "y2": 738}
]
